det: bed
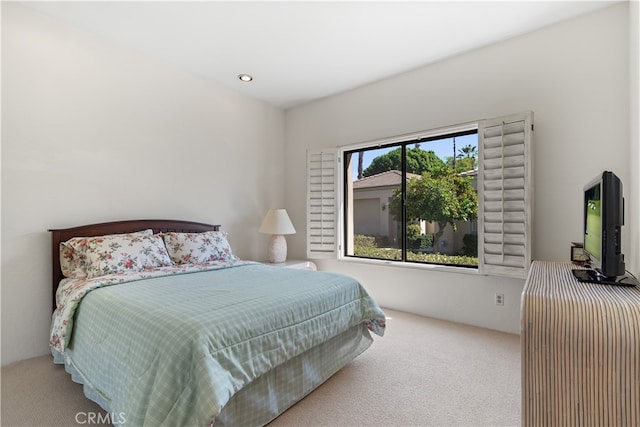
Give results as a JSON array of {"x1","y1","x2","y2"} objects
[{"x1": 49, "y1": 219, "x2": 386, "y2": 427}]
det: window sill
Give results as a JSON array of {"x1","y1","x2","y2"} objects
[{"x1": 337, "y1": 256, "x2": 480, "y2": 276}]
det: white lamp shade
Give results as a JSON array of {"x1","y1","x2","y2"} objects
[{"x1": 259, "y1": 209, "x2": 296, "y2": 235}]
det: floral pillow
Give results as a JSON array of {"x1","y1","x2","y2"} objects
[
  {"x1": 163, "y1": 231, "x2": 238, "y2": 265},
  {"x1": 60, "y1": 229, "x2": 153, "y2": 279},
  {"x1": 83, "y1": 233, "x2": 173, "y2": 279}
]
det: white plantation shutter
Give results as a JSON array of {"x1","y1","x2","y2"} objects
[
  {"x1": 478, "y1": 111, "x2": 533, "y2": 278},
  {"x1": 307, "y1": 150, "x2": 338, "y2": 258}
]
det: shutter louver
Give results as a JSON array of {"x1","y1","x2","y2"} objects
[
  {"x1": 307, "y1": 150, "x2": 337, "y2": 258},
  {"x1": 478, "y1": 112, "x2": 533, "y2": 278}
]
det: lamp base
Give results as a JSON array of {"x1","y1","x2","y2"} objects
[{"x1": 267, "y1": 234, "x2": 288, "y2": 263}]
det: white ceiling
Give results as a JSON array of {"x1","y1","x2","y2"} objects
[{"x1": 23, "y1": 1, "x2": 621, "y2": 109}]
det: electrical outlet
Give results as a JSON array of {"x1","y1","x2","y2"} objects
[{"x1": 495, "y1": 293, "x2": 504, "y2": 306}]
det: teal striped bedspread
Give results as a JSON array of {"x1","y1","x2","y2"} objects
[{"x1": 50, "y1": 261, "x2": 386, "y2": 426}]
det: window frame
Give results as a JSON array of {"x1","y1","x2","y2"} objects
[{"x1": 340, "y1": 125, "x2": 480, "y2": 269}]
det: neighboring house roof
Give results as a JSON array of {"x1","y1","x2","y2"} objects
[
  {"x1": 458, "y1": 168, "x2": 478, "y2": 177},
  {"x1": 353, "y1": 170, "x2": 421, "y2": 189},
  {"x1": 353, "y1": 168, "x2": 478, "y2": 190}
]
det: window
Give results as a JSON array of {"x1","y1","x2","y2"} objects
[
  {"x1": 307, "y1": 111, "x2": 533, "y2": 279},
  {"x1": 343, "y1": 129, "x2": 479, "y2": 268}
]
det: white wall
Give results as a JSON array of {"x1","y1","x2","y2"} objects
[
  {"x1": 1, "y1": 4, "x2": 285, "y2": 365},
  {"x1": 630, "y1": 0, "x2": 640, "y2": 278},
  {"x1": 285, "y1": 4, "x2": 633, "y2": 334}
]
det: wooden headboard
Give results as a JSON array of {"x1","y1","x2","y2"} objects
[{"x1": 49, "y1": 219, "x2": 220, "y2": 310}]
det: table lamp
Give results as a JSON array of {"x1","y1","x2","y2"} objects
[{"x1": 259, "y1": 209, "x2": 296, "y2": 263}]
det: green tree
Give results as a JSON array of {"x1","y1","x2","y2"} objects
[
  {"x1": 457, "y1": 144, "x2": 478, "y2": 169},
  {"x1": 363, "y1": 147, "x2": 445, "y2": 177},
  {"x1": 445, "y1": 154, "x2": 476, "y2": 172},
  {"x1": 389, "y1": 169, "x2": 477, "y2": 251},
  {"x1": 457, "y1": 144, "x2": 478, "y2": 160},
  {"x1": 454, "y1": 156, "x2": 476, "y2": 172}
]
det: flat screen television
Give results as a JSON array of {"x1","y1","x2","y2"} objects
[{"x1": 572, "y1": 171, "x2": 637, "y2": 286}]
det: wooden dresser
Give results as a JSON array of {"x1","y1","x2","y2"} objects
[{"x1": 521, "y1": 261, "x2": 640, "y2": 426}]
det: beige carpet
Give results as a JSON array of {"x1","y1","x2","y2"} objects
[{"x1": 1, "y1": 309, "x2": 520, "y2": 427}]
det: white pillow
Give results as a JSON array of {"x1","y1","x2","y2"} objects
[
  {"x1": 60, "y1": 229, "x2": 153, "y2": 279},
  {"x1": 83, "y1": 233, "x2": 172, "y2": 279},
  {"x1": 163, "y1": 231, "x2": 238, "y2": 265}
]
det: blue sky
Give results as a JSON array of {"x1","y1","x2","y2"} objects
[{"x1": 352, "y1": 133, "x2": 477, "y2": 181}]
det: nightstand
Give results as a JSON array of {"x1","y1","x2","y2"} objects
[{"x1": 264, "y1": 259, "x2": 317, "y2": 271}]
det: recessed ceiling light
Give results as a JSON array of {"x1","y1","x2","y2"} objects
[{"x1": 238, "y1": 74, "x2": 253, "y2": 82}]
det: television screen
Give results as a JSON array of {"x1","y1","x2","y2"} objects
[{"x1": 583, "y1": 183, "x2": 601, "y2": 261}]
